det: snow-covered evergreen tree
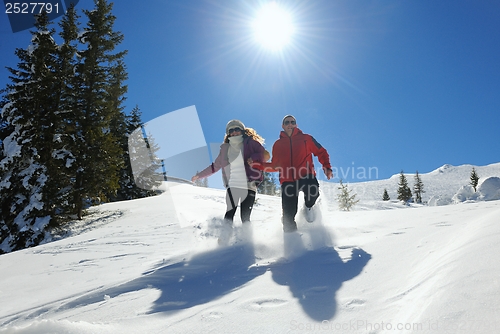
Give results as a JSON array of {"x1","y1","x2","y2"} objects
[
  {"x1": 127, "y1": 122, "x2": 163, "y2": 192},
  {"x1": 114, "y1": 105, "x2": 160, "y2": 200},
  {"x1": 1, "y1": 2, "x2": 137, "y2": 252},
  {"x1": 0, "y1": 13, "x2": 58, "y2": 252},
  {"x1": 71, "y1": 0, "x2": 128, "y2": 218},
  {"x1": 413, "y1": 171, "x2": 425, "y2": 204},
  {"x1": 0, "y1": 93, "x2": 12, "y2": 160},
  {"x1": 382, "y1": 188, "x2": 390, "y2": 201},
  {"x1": 470, "y1": 167, "x2": 479, "y2": 192},
  {"x1": 397, "y1": 171, "x2": 412, "y2": 204},
  {"x1": 337, "y1": 180, "x2": 359, "y2": 211},
  {"x1": 48, "y1": 4, "x2": 80, "y2": 218}
]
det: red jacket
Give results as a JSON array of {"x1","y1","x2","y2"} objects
[{"x1": 269, "y1": 128, "x2": 332, "y2": 184}]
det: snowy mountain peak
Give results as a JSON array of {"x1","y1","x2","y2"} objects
[{"x1": 435, "y1": 163, "x2": 454, "y2": 173}]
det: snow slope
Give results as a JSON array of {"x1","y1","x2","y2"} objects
[
  {"x1": 1, "y1": 163, "x2": 500, "y2": 333},
  {"x1": 328, "y1": 162, "x2": 500, "y2": 209}
]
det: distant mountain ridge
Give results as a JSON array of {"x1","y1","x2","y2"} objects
[{"x1": 319, "y1": 162, "x2": 500, "y2": 209}]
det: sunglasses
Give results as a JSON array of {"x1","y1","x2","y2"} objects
[
  {"x1": 228, "y1": 127, "x2": 242, "y2": 134},
  {"x1": 283, "y1": 120, "x2": 296, "y2": 125}
]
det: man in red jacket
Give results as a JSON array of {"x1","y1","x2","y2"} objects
[{"x1": 269, "y1": 115, "x2": 333, "y2": 232}]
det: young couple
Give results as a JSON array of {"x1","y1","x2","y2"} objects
[{"x1": 191, "y1": 115, "x2": 333, "y2": 233}]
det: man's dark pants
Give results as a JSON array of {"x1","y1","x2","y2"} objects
[{"x1": 281, "y1": 175, "x2": 320, "y2": 232}]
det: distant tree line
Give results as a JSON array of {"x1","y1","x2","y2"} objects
[
  {"x1": 390, "y1": 170, "x2": 425, "y2": 204},
  {"x1": 383, "y1": 167, "x2": 480, "y2": 204},
  {"x1": 0, "y1": 1, "x2": 157, "y2": 254}
]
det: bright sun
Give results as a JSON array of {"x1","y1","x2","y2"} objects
[{"x1": 252, "y1": 2, "x2": 294, "y2": 51}]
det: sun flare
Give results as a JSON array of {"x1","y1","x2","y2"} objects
[{"x1": 252, "y1": 2, "x2": 295, "y2": 51}]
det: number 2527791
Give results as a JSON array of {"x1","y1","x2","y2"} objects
[{"x1": 5, "y1": 2, "x2": 60, "y2": 14}]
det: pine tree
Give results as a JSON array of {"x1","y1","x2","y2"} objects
[
  {"x1": 105, "y1": 59, "x2": 129, "y2": 201},
  {"x1": 470, "y1": 167, "x2": 479, "y2": 192},
  {"x1": 337, "y1": 180, "x2": 359, "y2": 211},
  {"x1": 397, "y1": 171, "x2": 412, "y2": 204},
  {"x1": 413, "y1": 171, "x2": 425, "y2": 204},
  {"x1": 258, "y1": 171, "x2": 278, "y2": 195},
  {"x1": 114, "y1": 105, "x2": 159, "y2": 199},
  {"x1": 382, "y1": 188, "x2": 390, "y2": 201},
  {"x1": 49, "y1": 3, "x2": 80, "y2": 218},
  {"x1": 0, "y1": 13, "x2": 59, "y2": 252},
  {"x1": 0, "y1": 92, "x2": 12, "y2": 159},
  {"x1": 127, "y1": 122, "x2": 163, "y2": 192},
  {"x1": 0, "y1": 2, "x2": 138, "y2": 252},
  {"x1": 72, "y1": 0, "x2": 128, "y2": 218}
]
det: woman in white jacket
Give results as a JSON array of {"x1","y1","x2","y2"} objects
[{"x1": 191, "y1": 120, "x2": 267, "y2": 224}]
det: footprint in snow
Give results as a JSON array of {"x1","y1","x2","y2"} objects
[{"x1": 248, "y1": 298, "x2": 288, "y2": 310}]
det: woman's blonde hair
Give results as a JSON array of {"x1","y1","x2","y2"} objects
[{"x1": 224, "y1": 127, "x2": 264, "y2": 144}]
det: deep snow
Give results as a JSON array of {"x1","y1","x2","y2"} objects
[{"x1": 1, "y1": 163, "x2": 500, "y2": 334}]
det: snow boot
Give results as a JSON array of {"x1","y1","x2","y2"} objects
[{"x1": 304, "y1": 206, "x2": 314, "y2": 223}]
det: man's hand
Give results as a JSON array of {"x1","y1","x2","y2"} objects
[
  {"x1": 191, "y1": 175, "x2": 199, "y2": 182},
  {"x1": 324, "y1": 168, "x2": 333, "y2": 180}
]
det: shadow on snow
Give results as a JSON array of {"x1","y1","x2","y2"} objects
[
  {"x1": 271, "y1": 232, "x2": 371, "y2": 320},
  {"x1": 54, "y1": 227, "x2": 371, "y2": 322}
]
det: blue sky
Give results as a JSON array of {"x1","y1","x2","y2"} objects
[{"x1": 1, "y1": 0, "x2": 499, "y2": 185}]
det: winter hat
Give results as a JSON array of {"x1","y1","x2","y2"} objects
[
  {"x1": 226, "y1": 119, "x2": 245, "y2": 134},
  {"x1": 282, "y1": 114, "x2": 296, "y2": 124}
]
